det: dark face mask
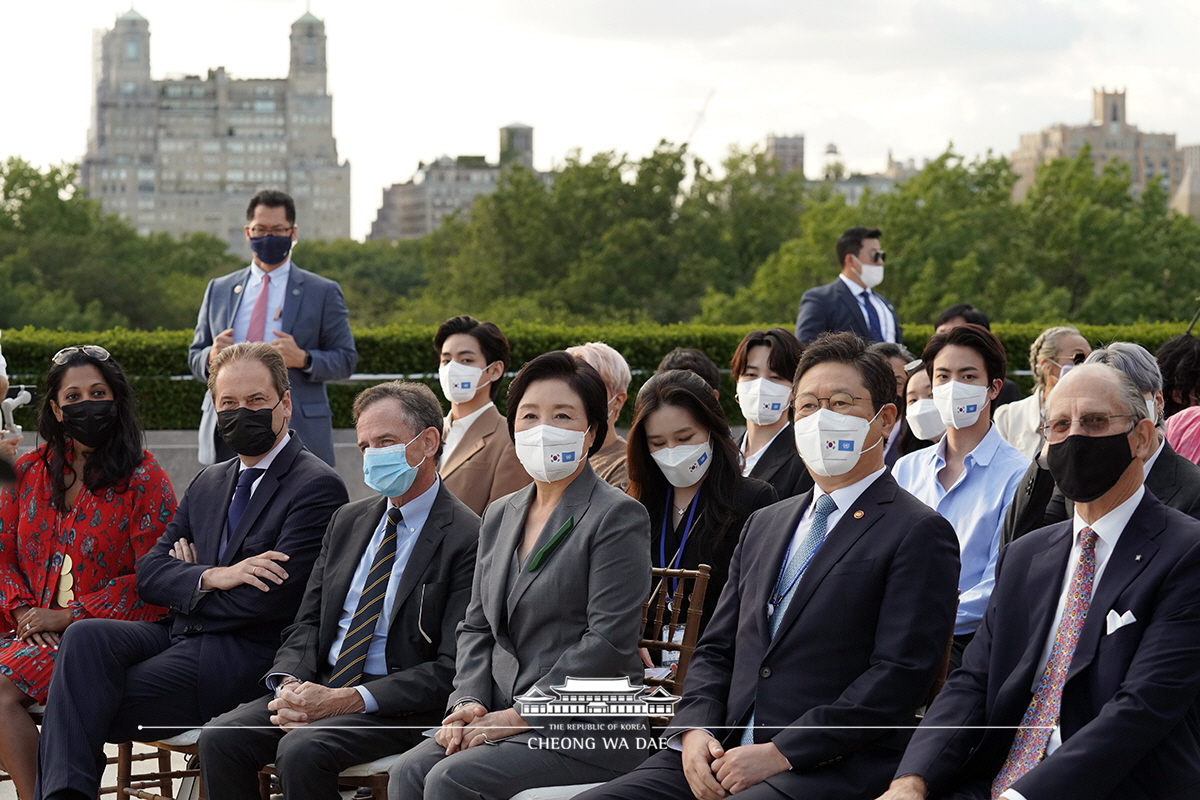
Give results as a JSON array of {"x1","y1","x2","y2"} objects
[
  {"x1": 1047, "y1": 430, "x2": 1135, "y2": 503},
  {"x1": 60, "y1": 400, "x2": 118, "y2": 449},
  {"x1": 249, "y1": 234, "x2": 292, "y2": 267},
  {"x1": 216, "y1": 400, "x2": 282, "y2": 457}
]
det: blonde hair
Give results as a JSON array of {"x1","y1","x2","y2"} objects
[
  {"x1": 566, "y1": 341, "x2": 631, "y2": 402},
  {"x1": 208, "y1": 342, "x2": 289, "y2": 399},
  {"x1": 1030, "y1": 326, "x2": 1082, "y2": 391}
]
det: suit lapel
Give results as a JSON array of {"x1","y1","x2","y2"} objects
[
  {"x1": 227, "y1": 267, "x2": 252, "y2": 329},
  {"x1": 1067, "y1": 496, "x2": 1161, "y2": 680},
  {"x1": 506, "y1": 470, "x2": 595, "y2": 613},
  {"x1": 202, "y1": 461, "x2": 242, "y2": 564},
  {"x1": 753, "y1": 494, "x2": 810, "y2": 646},
  {"x1": 750, "y1": 425, "x2": 794, "y2": 484},
  {"x1": 390, "y1": 488, "x2": 451, "y2": 621},
  {"x1": 319, "y1": 497, "x2": 388, "y2": 651},
  {"x1": 441, "y1": 407, "x2": 498, "y2": 478},
  {"x1": 488, "y1": 485, "x2": 534, "y2": 634},
  {"x1": 1146, "y1": 444, "x2": 1180, "y2": 507},
  {"x1": 219, "y1": 439, "x2": 296, "y2": 566},
  {"x1": 835, "y1": 280, "x2": 870, "y2": 338},
  {"x1": 278, "y1": 265, "x2": 306, "y2": 337},
  {"x1": 998, "y1": 526, "x2": 1073, "y2": 696},
  {"x1": 766, "y1": 482, "x2": 888, "y2": 651}
]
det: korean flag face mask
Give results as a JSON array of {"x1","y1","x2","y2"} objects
[
  {"x1": 439, "y1": 360, "x2": 493, "y2": 405},
  {"x1": 736, "y1": 378, "x2": 791, "y2": 426},
  {"x1": 932, "y1": 380, "x2": 991, "y2": 429},
  {"x1": 651, "y1": 441, "x2": 713, "y2": 488},
  {"x1": 515, "y1": 424, "x2": 588, "y2": 483},
  {"x1": 793, "y1": 407, "x2": 882, "y2": 477}
]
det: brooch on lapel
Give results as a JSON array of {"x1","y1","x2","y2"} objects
[{"x1": 527, "y1": 516, "x2": 575, "y2": 572}]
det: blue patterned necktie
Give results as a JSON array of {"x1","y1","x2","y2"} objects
[
  {"x1": 221, "y1": 467, "x2": 264, "y2": 559},
  {"x1": 741, "y1": 493, "x2": 838, "y2": 746},
  {"x1": 859, "y1": 290, "x2": 884, "y2": 342},
  {"x1": 328, "y1": 507, "x2": 403, "y2": 688}
]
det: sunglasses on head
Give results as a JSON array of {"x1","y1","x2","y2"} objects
[{"x1": 51, "y1": 345, "x2": 111, "y2": 366}]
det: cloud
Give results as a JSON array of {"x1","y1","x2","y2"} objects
[{"x1": 911, "y1": 0, "x2": 1085, "y2": 52}]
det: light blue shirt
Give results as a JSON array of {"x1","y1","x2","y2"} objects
[
  {"x1": 269, "y1": 478, "x2": 438, "y2": 713},
  {"x1": 893, "y1": 424, "x2": 1029, "y2": 635},
  {"x1": 232, "y1": 259, "x2": 291, "y2": 343}
]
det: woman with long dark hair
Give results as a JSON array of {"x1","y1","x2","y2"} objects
[
  {"x1": 627, "y1": 370, "x2": 777, "y2": 642},
  {"x1": 0, "y1": 346, "x2": 175, "y2": 798}
]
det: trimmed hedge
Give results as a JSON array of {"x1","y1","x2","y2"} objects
[{"x1": 1, "y1": 322, "x2": 1191, "y2": 429}]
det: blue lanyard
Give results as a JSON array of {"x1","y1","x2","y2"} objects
[
  {"x1": 767, "y1": 506, "x2": 829, "y2": 617},
  {"x1": 659, "y1": 486, "x2": 702, "y2": 594}
]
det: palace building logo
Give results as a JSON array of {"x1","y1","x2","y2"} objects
[{"x1": 514, "y1": 677, "x2": 681, "y2": 718}]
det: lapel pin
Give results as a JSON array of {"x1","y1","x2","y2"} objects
[
  {"x1": 1135, "y1": 554, "x2": 1142, "y2": 561},
  {"x1": 233, "y1": 285, "x2": 243, "y2": 294},
  {"x1": 853, "y1": 510, "x2": 864, "y2": 519},
  {"x1": 292, "y1": 288, "x2": 300, "y2": 295}
]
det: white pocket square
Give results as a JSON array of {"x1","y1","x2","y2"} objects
[{"x1": 1106, "y1": 609, "x2": 1137, "y2": 635}]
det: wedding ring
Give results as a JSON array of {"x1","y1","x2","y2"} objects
[{"x1": 482, "y1": 733, "x2": 491, "y2": 744}]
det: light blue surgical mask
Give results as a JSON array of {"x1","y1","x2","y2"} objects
[{"x1": 362, "y1": 432, "x2": 425, "y2": 497}]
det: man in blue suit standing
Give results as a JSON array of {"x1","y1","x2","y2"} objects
[
  {"x1": 794, "y1": 226, "x2": 902, "y2": 346},
  {"x1": 189, "y1": 189, "x2": 357, "y2": 465}
]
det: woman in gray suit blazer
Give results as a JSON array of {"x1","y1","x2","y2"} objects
[{"x1": 389, "y1": 351, "x2": 652, "y2": 800}]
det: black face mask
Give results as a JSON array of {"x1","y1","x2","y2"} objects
[
  {"x1": 61, "y1": 400, "x2": 118, "y2": 449},
  {"x1": 216, "y1": 400, "x2": 282, "y2": 457},
  {"x1": 1047, "y1": 430, "x2": 1135, "y2": 503}
]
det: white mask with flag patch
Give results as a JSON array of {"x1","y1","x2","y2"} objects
[
  {"x1": 651, "y1": 440, "x2": 713, "y2": 488},
  {"x1": 438, "y1": 360, "x2": 490, "y2": 404},
  {"x1": 793, "y1": 407, "x2": 881, "y2": 477},
  {"x1": 932, "y1": 380, "x2": 990, "y2": 429},
  {"x1": 736, "y1": 378, "x2": 791, "y2": 426},
  {"x1": 514, "y1": 424, "x2": 587, "y2": 483}
]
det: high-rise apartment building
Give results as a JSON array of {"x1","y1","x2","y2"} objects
[
  {"x1": 369, "y1": 124, "x2": 540, "y2": 240},
  {"x1": 1011, "y1": 88, "x2": 1182, "y2": 201},
  {"x1": 766, "y1": 134, "x2": 805, "y2": 176},
  {"x1": 83, "y1": 10, "x2": 351, "y2": 256}
]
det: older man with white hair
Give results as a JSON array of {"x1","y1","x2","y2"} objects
[
  {"x1": 1003, "y1": 341, "x2": 1200, "y2": 545},
  {"x1": 877, "y1": 362, "x2": 1200, "y2": 800}
]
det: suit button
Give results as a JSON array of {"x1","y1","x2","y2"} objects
[{"x1": 760, "y1": 667, "x2": 772, "y2": 679}]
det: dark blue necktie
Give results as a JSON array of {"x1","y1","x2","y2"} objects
[
  {"x1": 328, "y1": 507, "x2": 403, "y2": 688},
  {"x1": 222, "y1": 468, "x2": 265, "y2": 559},
  {"x1": 859, "y1": 290, "x2": 884, "y2": 342}
]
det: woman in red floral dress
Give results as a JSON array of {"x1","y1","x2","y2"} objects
[{"x1": 0, "y1": 346, "x2": 176, "y2": 798}]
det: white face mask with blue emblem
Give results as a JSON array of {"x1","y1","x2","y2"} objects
[
  {"x1": 737, "y1": 378, "x2": 791, "y2": 426},
  {"x1": 651, "y1": 440, "x2": 713, "y2": 488},
  {"x1": 932, "y1": 380, "x2": 990, "y2": 429},
  {"x1": 793, "y1": 408, "x2": 882, "y2": 477},
  {"x1": 515, "y1": 424, "x2": 588, "y2": 483}
]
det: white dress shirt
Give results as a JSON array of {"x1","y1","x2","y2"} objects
[
  {"x1": 838, "y1": 274, "x2": 896, "y2": 343},
  {"x1": 232, "y1": 259, "x2": 291, "y2": 343},
  {"x1": 440, "y1": 401, "x2": 494, "y2": 468},
  {"x1": 740, "y1": 427, "x2": 786, "y2": 477},
  {"x1": 1001, "y1": 484, "x2": 1145, "y2": 800}
]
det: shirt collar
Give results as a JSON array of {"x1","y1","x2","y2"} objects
[
  {"x1": 240, "y1": 431, "x2": 291, "y2": 473},
  {"x1": 390, "y1": 476, "x2": 440, "y2": 528},
  {"x1": 249, "y1": 259, "x2": 291, "y2": 285},
  {"x1": 933, "y1": 422, "x2": 1002, "y2": 469},
  {"x1": 838, "y1": 273, "x2": 868, "y2": 297},
  {"x1": 1143, "y1": 437, "x2": 1166, "y2": 478},
  {"x1": 447, "y1": 401, "x2": 494, "y2": 432},
  {"x1": 815, "y1": 466, "x2": 886, "y2": 514},
  {"x1": 1072, "y1": 484, "x2": 1144, "y2": 549}
]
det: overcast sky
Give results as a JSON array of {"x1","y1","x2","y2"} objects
[{"x1": 5, "y1": 0, "x2": 1200, "y2": 240}]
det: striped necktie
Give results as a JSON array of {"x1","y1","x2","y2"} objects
[
  {"x1": 859, "y1": 290, "x2": 884, "y2": 342},
  {"x1": 991, "y1": 527, "x2": 1098, "y2": 798},
  {"x1": 328, "y1": 507, "x2": 403, "y2": 688}
]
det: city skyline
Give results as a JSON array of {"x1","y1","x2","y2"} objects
[{"x1": 4, "y1": 0, "x2": 1200, "y2": 241}]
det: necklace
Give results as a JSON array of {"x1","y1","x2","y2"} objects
[{"x1": 673, "y1": 505, "x2": 688, "y2": 516}]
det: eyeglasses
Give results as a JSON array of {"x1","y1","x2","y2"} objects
[
  {"x1": 52, "y1": 345, "x2": 110, "y2": 365},
  {"x1": 247, "y1": 225, "x2": 295, "y2": 237},
  {"x1": 795, "y1": 392, "x2": 868, "y2": 417},
  {"x1": 1041, "y1": 414, "x2": 1133, "y2": 444}
]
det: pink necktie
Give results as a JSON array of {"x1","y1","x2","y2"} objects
[
  {"x1": 246, "y1": 274, "x2": 271, "y2": 342},
  {"x1": 991, "y1": 527, "x2": 1098, "y2": 798}
]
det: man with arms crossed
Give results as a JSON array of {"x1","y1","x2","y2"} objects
[{"x1": 199, "y1": 381, "x2": 480, "y2": 799}]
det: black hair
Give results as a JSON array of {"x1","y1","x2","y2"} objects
[
  {"x1": 794, "y1": 332, "x2": 897, "y2": 413},
  {"x1": 836, "y1": 226, "x2": 883, "y2": 268},
  {"x1": 657, "y1": 348, "x2": 720, "y2": 393},
  {"x1": 246, "y1": 189, "x2": 296, "y2": 225},
  {"x1": 434, "y1": 315, "x2": 512, "y2": 401},
  {"x1": 1157, "y1": 334, "x2": 1200, "y2": 418},
  {"x1": 38, "y1": 350, "x2": 145, "y2": 512},
  {"x1": 730, "y1": 328, "x2": 804, "y2": 384},
  {"x1": 934, "y1": 303, "x2": 991, "y2": 330}
]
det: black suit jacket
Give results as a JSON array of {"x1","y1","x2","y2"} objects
[
  {"x1": 665, "y1": 472, "x2": 959, "y2": 796},
  {"x1": 901, "y1": 491, "x2": 1200, "y2": 800},
  {"x1": 136, "y1": 433, "x2": 348, "y2": 718},
  {"x1": 794, "y1": 278, "x2": 901, "y2": 345},
  {"x1": 1002, "y1": 440, "x2": 1200, "y2": 546},
  {"x1": 746, "y1": 423, "x2": 814, "y2": 500},
  {"x1": 269, "y1": 484, "x2": 480, "y2": 720}
]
